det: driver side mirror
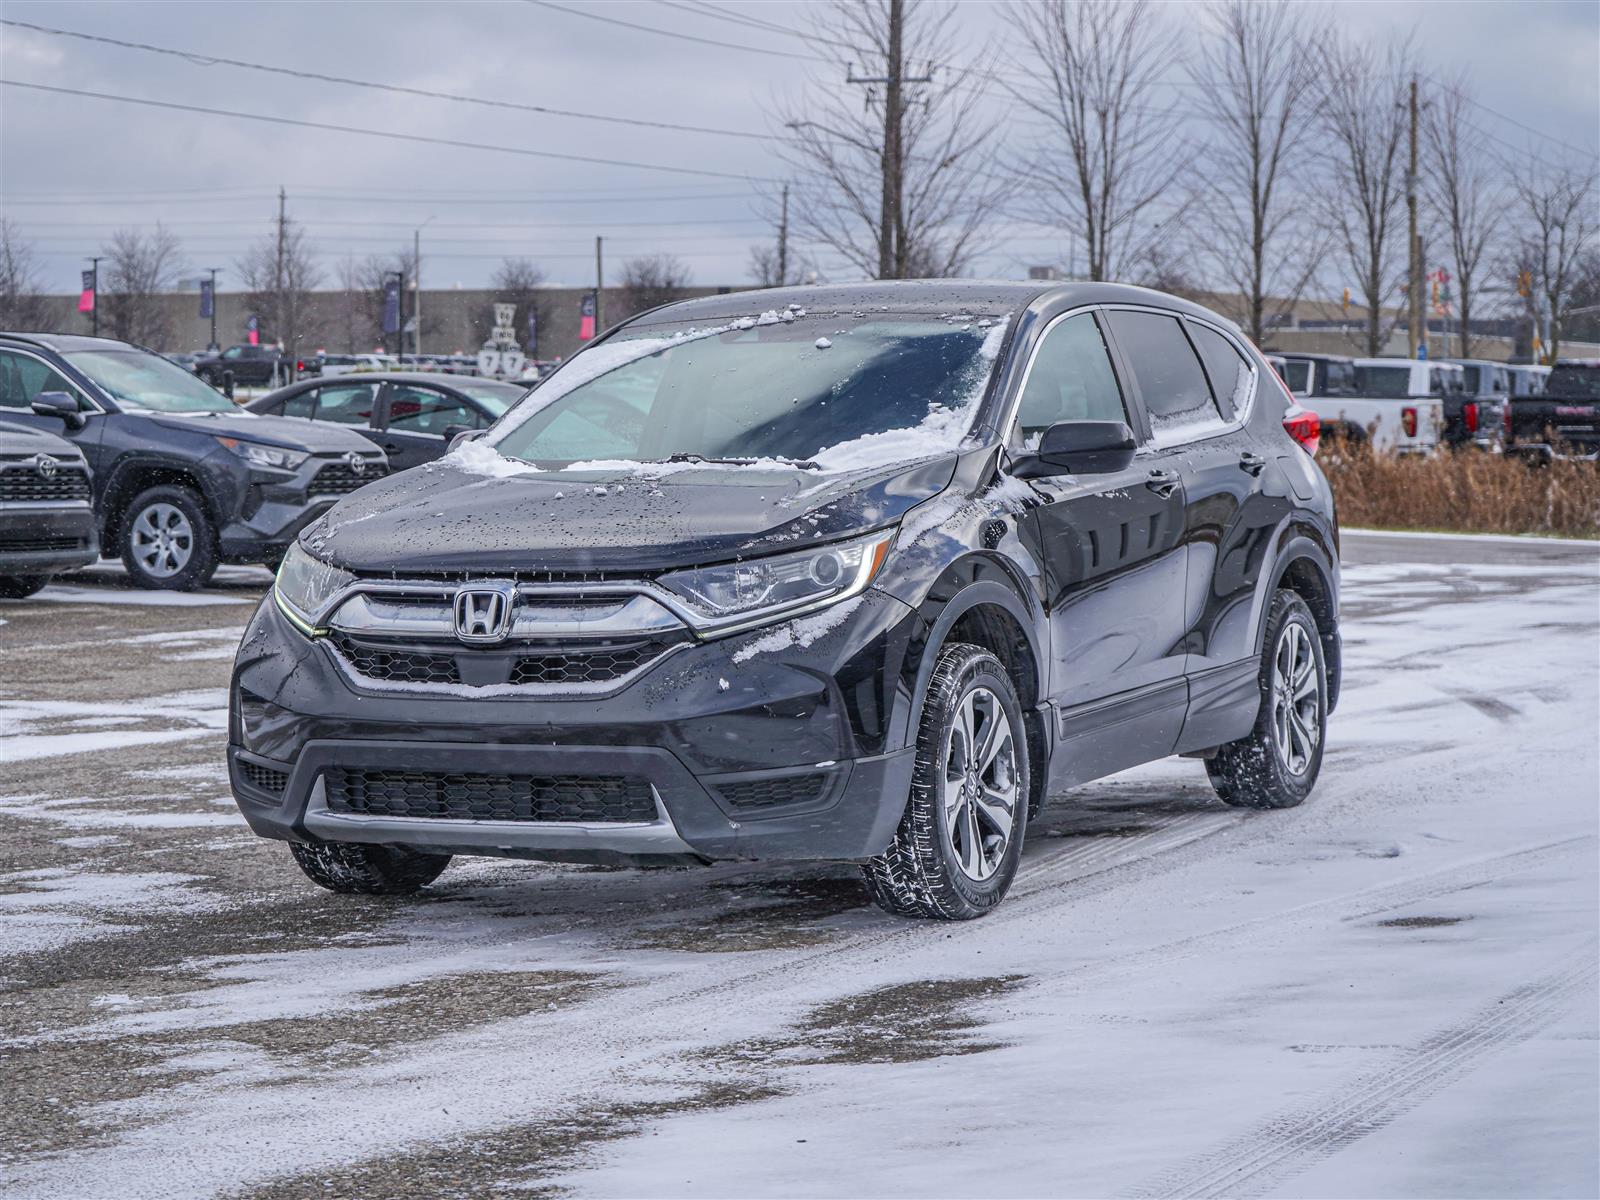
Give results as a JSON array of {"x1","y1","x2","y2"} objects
[
  {"x1": 447, "y1": 427, "x2": 486, "y2": 451},
  {"x1": 31, "y1": 391, "x2": 87, "y2": 431},
  {"x1": 1009, "y1": 420, "x2": 1137, "y2": 479}
]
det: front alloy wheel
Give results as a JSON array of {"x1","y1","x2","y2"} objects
[
  {"x1": 863, "y1": 643, "x2": 1029, "y2": 920},
  {"x1": 120, "y1": 484, "x2": 219, "y2": 591}
]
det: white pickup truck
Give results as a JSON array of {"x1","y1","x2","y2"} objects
[{"x1": 1273, "y1": 353, "x2": 1445, "y2": 454}]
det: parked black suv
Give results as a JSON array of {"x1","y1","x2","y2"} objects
[
  {"x1": 194, "y1": 343, "x2": 285, "y2": 388},
  {"x1": 1506, "y1": 359, "x2": 1600, "y2": 460},
  {"x1": 229, "y1": 282, "x2": 1340, "y2": 919},
  {"x1": 0, "y1": 418, "x2": 99, "y2": 597},
  {"x1": 0, "y1": 333, "x2": 388, "y2": 589}
]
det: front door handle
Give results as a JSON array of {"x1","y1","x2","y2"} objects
[
  {"x1": 1145, "y1": 468, "x2": 1180, "y2": 497},
  {"x1": 1238, "y1": 450, "x2": 1267, "y2": 475}
]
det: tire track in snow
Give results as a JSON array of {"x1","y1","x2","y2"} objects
[{"x1": 1134, "y1": 949, "x2": 1599, "y2": 1199}]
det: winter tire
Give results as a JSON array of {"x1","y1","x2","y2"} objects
[
  {"x1": 288, "y1": 841, "x2": 452, "y2": 895},
  {"x1": 0, "y1": 575, "x2": 50, "y2": 599},
  {"x1": 120, "y1": 484, "x2": 219, "y2": 591},
  {"x1": 1207, "y1": 589, "x2": 1327, "y2": 809},
  {"x1": 863, "y1": 642, "x2": 1029, "y2": 920}
]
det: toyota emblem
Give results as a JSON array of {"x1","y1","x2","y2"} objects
[
  {"x1": 32, "y1": 453, "x2": 58, "y2": 479},
  {"x1": 344, "y1": 450, "x2": 367, "y2": 475}
]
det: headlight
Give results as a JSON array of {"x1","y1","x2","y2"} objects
[
  {"x1": 274, "y1": 542, "x2": 354, "y2": 634},
  {"x1": 660, "y1": 530, "x2": 894, "y2": 632},
  {"x1": 215, "y1": 436, "x2": 309, "y2": 471}
]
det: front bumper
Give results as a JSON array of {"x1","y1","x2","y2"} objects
[
  {"x1": 216, "y1": 453, "x2": 387, "y2": 561},
  {"x1": 0, "y1": 504, "x2": 100, "y2": 575},
  {"x1": 228, "y1": 588, "x2": 920, "y2": 862}
]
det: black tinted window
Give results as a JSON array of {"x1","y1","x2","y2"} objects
[
  {"x1": 1104, "y1": 310, "x2": 1220, "y2": 435},
  {"x1": 1546, "y1": 366, "x2": 1600, "y2": 399},
  {"x1": 1013, "y1": 313, "x2": 1127, "y2": 445},
  {"x1": 1187, "y1": 322, "x2": 1252, "y2": 418}
]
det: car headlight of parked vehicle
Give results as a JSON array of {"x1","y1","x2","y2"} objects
[
  {"x1": 215, "y1": 436, "x2": 309, "y2": 471},
  {"x1": 274, "y1": 542, "x2": 355, "y2": 634},
  {"x1": 660, "y1": 529, "x2": 895, "y2": 634}
]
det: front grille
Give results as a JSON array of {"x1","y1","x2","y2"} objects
[
  {"x1": 0, "y1": 534, "x2": 90, "y2": 553},
  {"x1": 331, "y1": 633, "x2": 458, "y2": 684},
  {"x1": 239, "y1": 759, "x2": 289, "y2": 795},
  {"x1": 324, "y1": 768, "x2": 657, "y2": 823},
  {"x1": 714, "y1": 773, "x2": 830, "y2": 810},
  {"x1": 0, "y1": 468, "x2": 91, "y2": 503},
  {"x1": 310, "y1": 461, "x2": 385, "y2": 495},
  {"x1": 329, "y1": 631, "x2": 673, "y2": 689},
  {"x1": 507, "y1": 642, "x2": 666, "y2": 685}
]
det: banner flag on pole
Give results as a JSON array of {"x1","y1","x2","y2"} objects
[
  {"x1": 246, "y1": 314, "x2": 260, "y2": 347},
  {"x1": 527, "y1": 309, "x2": 538, "y2": 356},
  {"x1": 78, "y1": 270, "x2": 95, "y2": 314},
  {"x1": 382, "y1": 276, "x2": 401, "y2": 334},
  {"x1": 578, "y1": 291, "x2": 596, "y2": 342},
  {"x1": 199, "y1": 278, "x2": 214, "y2": 319}
]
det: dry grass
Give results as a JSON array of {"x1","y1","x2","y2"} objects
[{"x1": 1317, "y1": 436, "x2": 1600, "y2": 539}]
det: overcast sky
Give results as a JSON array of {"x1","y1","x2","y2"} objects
[{"x1": 2, "y1": 0, "x2": 1596, "y2": 295}]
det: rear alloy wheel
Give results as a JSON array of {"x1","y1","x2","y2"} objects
[
  {"x1": 0, "y1": 575, "x2": 51, "y2": 599},
  {"x1": 120, "y1": 485, "x2": 218, "y2": 591},
  {"x1": 289, "y1": 841, "x2": 452, "y2": 895},
  {"x1": 1207, "y1": 589, "x2": 1327, "y2": 809},
  {"x1": 863, "y1": 643, "x2": 1029, "y2": 920}
]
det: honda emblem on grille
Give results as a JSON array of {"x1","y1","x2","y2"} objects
[
  {"x1": 453, "y1": 583, "x2": 516, "y2": 643},
  {"x1": 344, "y1": 450, "x2": 368, "y2": 475},
  {"x1": 32, "y1": 453, "x2": 58, "y2": 479}
]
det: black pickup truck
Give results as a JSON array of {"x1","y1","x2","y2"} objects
[
  {"x1": 1506, "y1": 360, "x2": 1600, "y2": 460},
  {"x1": 193, "y1": 344, "x2": 286, "y2": 388}
]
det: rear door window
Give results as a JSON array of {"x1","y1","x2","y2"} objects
[
  {"x1": 1104, "y1": 310, "x2": 1223, "y2": 442},
  {"x1": 280, "y1": 389, "x2": 317, "y2": 420},
  {"x1": 1187, "y1": 322, "x2": 1253, "y2": 418},
  {"x1": 1012, "y1": 313, "x2": 1128, "y2": 448},
  {"x1": 384, "y1": 386, "x2": 479, "y2": 436}
]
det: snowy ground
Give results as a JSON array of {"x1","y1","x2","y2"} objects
[{"x1": 0, "y1": 533, "x2": 1595, "y2": 1199}]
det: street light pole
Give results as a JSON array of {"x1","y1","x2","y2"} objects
[{"x1": 207, "y1": 267, "x2": 220, "y2": 351}]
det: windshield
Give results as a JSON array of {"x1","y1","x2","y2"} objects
[
  {"x1": 1281, "y1": 360, "x2": 1311, "y2": 393},
  {"x1": 454, "y1": 380, "x2": 525, "y2": 415},
  {"x1": 1546, "y1": 366, "x2": 1600, "y2": 400},
  {"x1": 1353, "y1": 365, "x2": 1414, "y2": 397},
  {"x1": 68, "y1": 349, "x2": 235, "y2": 413},
  {"x1": 488, "y1": 312, "x2": 1007, "y2": 470}
]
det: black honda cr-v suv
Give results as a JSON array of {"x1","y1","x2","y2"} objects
[{"x1": 230, "y1": 282, "x2": 1339, "y2": 919}]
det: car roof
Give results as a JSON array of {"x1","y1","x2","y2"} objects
[
  {"x1": 0, "y1": 331, "x2": 149, "y2": 354},
  {"x1": 624, "y1": 279, "x2": 1236, "y2": 329},
  {"x1": 1276, "y1": 352, "x2": 1353, "y2": 363},
  {"x1": 1441, "y1": 358, "x2": 1505, "y2": 367},
  {"x1": 1353, "y1": 357, "x2": 1426, "y2": 367},
  {"x1": 248, "y1": 371, "x2": 524, "y2": 406}
]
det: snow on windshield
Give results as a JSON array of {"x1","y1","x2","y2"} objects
[{"x1": 445, "y1": 310, "x2": 1010, "y2": 478}]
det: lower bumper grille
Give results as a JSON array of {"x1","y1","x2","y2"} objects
[
  {"x1": 239, "y1": 759, "x2": 289, "y2": 795},
  {"x1": 0, "y1": 534, "x2": 91, "y2": 553},
  {"x1": 323, "y1": 768, "x2": 657, "y2": 823},
  {"x1": 714, "y1": 773, "x2": 830, "y2": 810}
]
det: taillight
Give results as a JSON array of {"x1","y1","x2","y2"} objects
[
  {"x1": 1283, "y1": 407, "x2": 1320, "y2": 456},
  {"x1": 1463, "y1": 401, "x2": 1479, "y2": 433},
  {"x1": 295, "y1": 359, "x2": 306, "y2": 372},
  {"x1": 1402, "y1": 406, "x2": 1418, "y2": 437}
]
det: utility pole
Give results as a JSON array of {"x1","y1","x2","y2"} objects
[
  {"x1": 594, "y1": 236, "x2": 604, "y2": 332},
  {"x1": 206, "y1": 267, "x2": 220, "y2": 351},
  {"x1": 275, "y1": 186, "x2": 287, "y2": 353},
  {"x1": 414, "y1": 226, "x2": 422, "y2": 360},
  {"x1": 777, "y1": 183, "x2": 790, "y2": 285},
  {"x1": 86, "y1": 256, "x2": 101, "y2": 337},
  {"x1": 849, "y1": 0, "x2": 930, "y2": 280},
  {"x1": 1406, "y1": 76, "x2": 1423, "y2": 360}
]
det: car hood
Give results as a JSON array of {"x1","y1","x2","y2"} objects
[
  {"x1": 136, "y1": 409, "x2": 381, "y2": 453},
  {"x1": 0, "y1": 419, "x2": 84, "y2": 460},
  {"x1": 300, "y1": 451, "x2": 961, "y2": 574}
]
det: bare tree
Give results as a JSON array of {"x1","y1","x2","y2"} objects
[
  {"x1": 1423, "y1": 77, "x2": 1505, "y2": 359},
  {"x1": 617, "y1": 255, "x2": 691, "y2": 320},
  {"x1": 235, "y1": 213, "x2": 322, "y2": 358},
  {"x1": 489, "y1": 256, "x2": 552, "y2": 356},
  {"x1": 0, "y1": 219, "x2": 51, "y2": 331},
  {"x1": 100, "y1": 225, "x2": 186, "y2": 347},
  {"x1": 1515, "y1": 161, "x2": 1597, "y2": 362},
  {"x1": 1319, "y1": 34, "x2": 1411, "y2": 356},
  {"x1": 327, "y1": 256, "x2": 375, "y2": 353},
  {"x1": 776, "y1": 0, "x2": 1011, "y2": 279},
  {"x1": 1187, "y1": 1, "x2": 1323, "y2": 343},
  {"x1": 1561, "y1": 249, "x2": 1600, "y2": 347},
  {"x1": 1007, "y1": 0, "x2": 1192, "y2": 282}
]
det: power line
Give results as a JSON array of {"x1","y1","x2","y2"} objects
[
  {"x1": 0, "y1": 79, "x2": 781, "y2": 183},
  {"x1": 21, "y1": 217, "x2": 769, "y2": 231},
  {"x1": 0, "y1": 18, "x2": 774, "y2": 143},
  {"x1": 0, "y1": 192, "x2": 759, "y2": 208},
  {"x1": 522, "y1": 0, "x2": 825, "y2": 62}
]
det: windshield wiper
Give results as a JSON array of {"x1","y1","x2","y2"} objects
[{"x1": 664, "y1": 453, "x2": 820, "y2": 469}]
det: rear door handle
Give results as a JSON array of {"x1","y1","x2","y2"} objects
[
  {"x1": 1238, "y1": 451, "x2": 1267, "y2": 475},
  {"x1": 1145, "y1": 468, "x2": 1180, "y2": 497}
]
